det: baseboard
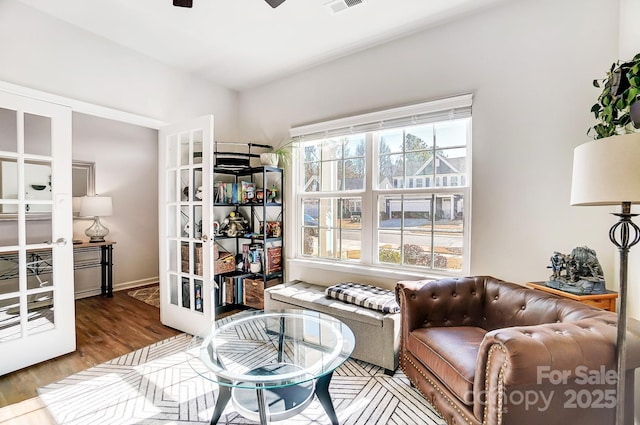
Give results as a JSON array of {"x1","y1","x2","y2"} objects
[
  {"x1": 74, "y1": 277, "x2": 159, "y2": 299},
  {"x1": 113, "y1": 277, "x2": 159, "y2": 292}
]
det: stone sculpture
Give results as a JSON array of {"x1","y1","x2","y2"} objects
[{"x1": 545, "y1": 246, "x2": 606, "y2": 295}]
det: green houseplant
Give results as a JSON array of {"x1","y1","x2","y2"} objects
[
  {"x1": 590, "y1": 53, "x2": 640, "y2": 139},
  {"x1": 260, "y1": 140, "x2": 296, "y2": 167}
]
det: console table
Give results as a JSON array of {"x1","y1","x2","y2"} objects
[
  {"x1": 0, "y1": 240, "x2": 115, "y2": 298},
  {"x1": 73, "y1": 241, "x2": 115, "y2": 297},
  {"x1": 526, "y1": 281, "x2": 618, "y2": 312}
]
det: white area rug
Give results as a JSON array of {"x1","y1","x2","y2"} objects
[{"x1": 39, "y1": 333, "x2": 445, "y2": 425}]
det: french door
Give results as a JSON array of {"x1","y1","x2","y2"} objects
[
  {"x1": 0, "y1": 91, "x2": 74, "y2": 375},
  {"x1": 159, "y1": 115, "x2": 215, "y2": 335}
]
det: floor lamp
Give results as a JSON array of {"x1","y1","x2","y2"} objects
[{"x1": 570, "y1": 133, "x2": 640, "y2": 425}]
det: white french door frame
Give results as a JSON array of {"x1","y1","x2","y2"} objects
[
  {"x1": 158, "y1": 115, "x2": 215, "y2": 335},
  {"x1": 0, "y1": 90, "x2": 75, "y2": 375}
]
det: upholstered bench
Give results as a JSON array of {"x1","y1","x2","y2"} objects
[{"x1": 264, "y1": 280, "x2": 400, "y2": 374}]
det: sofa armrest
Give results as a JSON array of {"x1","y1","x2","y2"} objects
[
  {"x1": 476, "y1": 319, "x2": 617, "y2": 388},
  {"x1": 474, "y1": 319, "x2": 618, "y2": 424}
]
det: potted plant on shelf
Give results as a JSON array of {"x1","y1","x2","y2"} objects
[
  {"x1": 259, "y1": 140, "x2": 296, "y2": 167},
  {"x1": 589, "y1": 53, "x2": 640, "y2": 139}
]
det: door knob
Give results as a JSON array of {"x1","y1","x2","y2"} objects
[{"x1": 201, "y1": 234, "x2": 209, "y2": 242}]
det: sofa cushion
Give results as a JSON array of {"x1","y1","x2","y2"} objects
[
  {"x1": 407, "y1": 326, "x2": 486, "y2": 406},
  {"x1": 267, "y1": 281, "x2": 386, "y2": 327},
  {"x1": 325, "y1": 282, "x2": 400, "y2": 313}
]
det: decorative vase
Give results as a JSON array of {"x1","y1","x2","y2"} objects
[
  {"x1": 250, "y1": 262, "x2": 261, "y2": 273},
  {"x1": 260, "y1": 153, "x2": 279, "y2": 167}
]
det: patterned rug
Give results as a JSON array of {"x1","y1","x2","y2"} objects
[
  {"x1": 127, "y1": 284, "x2": 160, "y2": 308},
  {"x1": 38, "y1": 330, "x2": 445, "y2": 424}
]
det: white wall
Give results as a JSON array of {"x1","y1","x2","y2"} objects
[
  {"x1": 0, "y1": 0, "x2": 240, "y2": 294},
  {"x1": 238, "y1": 0, "x2": 620, "y2": 290},
  {"x1": 0, "y1": 0, "x2": 238, "y2": 139},
  {"x1": 72, "y1": 113, "x2": 159, "y2": 296}
]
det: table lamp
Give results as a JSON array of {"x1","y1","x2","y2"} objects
[
  {"x1": 570, "y1": 133, "x2": 640, "y2": 425},
  {"x1": 79, "y1": 196, "x2": 113, "y2": 243},
  {"x1": 72, "y1": 197, "x2": 83, "y2": 216}
]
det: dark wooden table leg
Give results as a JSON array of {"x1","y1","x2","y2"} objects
[
  {"x1": 100, "y1": 245, "x2": 107, "y2": 296},
  {"x1": 315, "y1": 371, "x2": 338, "y2": 425},
  {"x1": 210, "y1": 384, "x2": 232, "y2": 425},
  {"x1": 106, "y1": 244, "x2": 113, "y2": 298}
]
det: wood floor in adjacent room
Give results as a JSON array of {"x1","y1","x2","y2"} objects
[{"x1": 0, "y1": 287, "x2": 182, "y2": 424}]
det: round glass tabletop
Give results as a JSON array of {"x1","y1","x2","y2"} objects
[{"x1": 187, "y1": 309, "x2": 355, "y2": 390}]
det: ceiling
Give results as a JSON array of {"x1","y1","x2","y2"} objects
[{"x1": 18, "y1": 0, "x2": 511, "y2": 91}]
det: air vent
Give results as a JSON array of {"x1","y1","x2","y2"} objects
[{"x1": 324, "y1": 0, "x2": 365, "y2": 14}]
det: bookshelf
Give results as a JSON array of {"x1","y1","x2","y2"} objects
[{"x1": 212, "y1": 165, "x2": 284, "y2": 313}]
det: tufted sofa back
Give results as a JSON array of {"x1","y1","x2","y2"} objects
[
  {"x1": 481, "y1": 276, "x2": 610, "y2": 330},
  {"x1": 397, "y1": 276, "x2": 611, "y2": 333}
]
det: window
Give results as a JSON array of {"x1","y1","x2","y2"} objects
[{"x1": 291, "y1": 94, "x2": 471, "y2": 273}]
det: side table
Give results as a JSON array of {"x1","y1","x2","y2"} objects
[{"x1": 526, "y1": 281, "x2": 618, "y2": 312}]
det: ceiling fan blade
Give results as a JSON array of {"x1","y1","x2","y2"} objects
[
  {"x1": 173, "y1": 0, "x2": 193, "y2": 7},
  {"x1": 264, "y1": 0, "x2": 286, "y2": 8}
]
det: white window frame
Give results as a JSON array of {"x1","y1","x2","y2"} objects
[{"x1": 290, "y1": 94, "x2": 472, "y2": 276}]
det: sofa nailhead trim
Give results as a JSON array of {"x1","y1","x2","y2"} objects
[
  {"x1": 483, "y1": 343, "x2": 508, "y2": 425},
  {"x1": 402, "y1": 353, "x2": 475, "y2": 425}
]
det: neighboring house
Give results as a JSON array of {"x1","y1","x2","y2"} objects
[
  {"x1": 385, "y1": 152, "x2": 466, "y2": 220},
  {"x1": 391, "y1": 153, "x2": 466, "y2": 189}
]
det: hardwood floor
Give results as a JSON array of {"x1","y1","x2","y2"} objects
[{"x1": 0, "y1": 287, "x2": 181, "y2": 409}]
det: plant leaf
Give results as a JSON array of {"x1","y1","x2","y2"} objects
[
  {"x1": 626, "y1": 88, "x2": 639, "y2": 103},
  {"x1": 619, "y1": 114, "x2": 631, "y2": 127}
]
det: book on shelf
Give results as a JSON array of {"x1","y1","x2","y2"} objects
[
  {"x1": 222, "y1": 272, "x2": 255, "y2": 305},
  {"x1": 224, "y1": 276, "x2": 234, "y2": 304},
  {"x1": 215, "y1": 181, "x2": 261, "y2": 204},
  {"x1": 265, "y1": 246, "x2": 282, "y2": 275}
]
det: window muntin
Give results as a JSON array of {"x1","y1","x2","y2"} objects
[
  {"x1": 302, "y1": 135, "x2": 365, "y2": 193},
  {"x1": 377, "y1": 193, "x2": 464, "y2": 271},
  {"x1": 296, "y1": 109, "x2": 469, "y2": 274},
  {"x1": 301, "y1": 197, "x2": 362, "y2": 260}
]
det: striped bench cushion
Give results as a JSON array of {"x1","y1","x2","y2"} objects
[{"x1": 325, "y1": 282, "x2": 400, "y2": 314}]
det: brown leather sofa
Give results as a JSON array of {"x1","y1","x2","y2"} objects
[{"x1": 396, "y1": 276, "x2": 640, "y2": 425}]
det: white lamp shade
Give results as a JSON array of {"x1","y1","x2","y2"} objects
[
  {"x1": 570, "y1": 133, "x2": 640, "y2": 206},
  {"x1": 79, "y1": 196, "x2": 113, "y2": 217},
  {"x1": 72, "y1": 197, "x2": 82, "y2": 214}
]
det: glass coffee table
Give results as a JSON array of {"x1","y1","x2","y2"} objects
[{"x1": 187, "y1": 309, "x2": 355, "y2": 425}]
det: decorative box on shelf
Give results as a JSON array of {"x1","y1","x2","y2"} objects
[
  {"x1": 244, "y1": 277, "x2": 281, "y2": 309},
  {"x1": 215, "y1": 251, "x2": 235, "y2": 275}
]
